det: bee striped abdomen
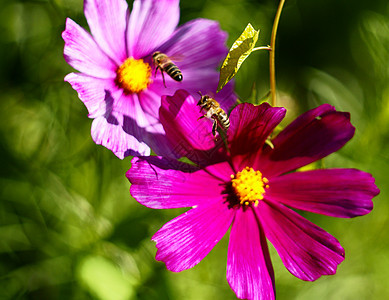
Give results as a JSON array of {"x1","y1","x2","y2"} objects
[
  {"x1": 164, "y1": 62, "x2": 183, "y2": 81},
  {"x1": 218, "y1": 111, "x2": 230, "y2": 130},
  {"x1": 152, "y1": 51, "x2": 183, "y2": 87},
  {"x1": 197, "y1": 93, "x2": 230, "y2": 137}
]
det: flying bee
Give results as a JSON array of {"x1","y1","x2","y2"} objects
[
  {"x1": 152, "y1": 51, "x2": 183, "y2": 88},
  {"x1": 197, "y1": 92, "x2": 230, "y2": 137}
]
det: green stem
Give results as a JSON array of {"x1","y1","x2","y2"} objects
[{"x1": 269, "y1": 0, "x2": 285, "y2": 107}]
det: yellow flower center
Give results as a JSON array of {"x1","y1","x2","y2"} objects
[
  {"x1": 231, "y1": 167, "x2": 269, "y2": 207},
  {"x1": 115, "y1": 58, "x2": 152, "y2": 94}
]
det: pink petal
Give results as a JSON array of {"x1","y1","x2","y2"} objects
[
  {"x1": 152, "y1": 201, "x2": 234, "y2": 272},
  {"x1": 159, "y1": 18, "x2": 228, "y2": 70},
  {"x1": 64, "y1": 73, "x2": 117, "y2": 118},
  {"x1": 127, "y1": 0, "x2": 179, "y2": 58},
  {"x1": 227, "y1": 209, "x2": 275, "y2": 300},
  {"x1": 228, "y1": 103, "x2": 286, "y2": 171},
  {"x1": 114, "y1": 92, "x2": 152, "y2": 129},
  {"x1": 136, "y1": 88, "x2": 162, "y2": 123},
  {"x1": 213, "y1": 80, "x2": 238, "y2": 113},
  {"x1": 62, "y1": 18, "x2": 117, "y2": 78},
  {"x1": 91, "y1": 114, "x2": 150, "y2": 158},
  {"x1": 266, "y1": 169, "x2": 379, "y2": 218},
  {"x1": 127, "y1": 157, "x2": 230, "y2": 209},
  {"x1": 116, "y1": 91, "x2": 177, "y2": 156},
  {"x1": 159, "y1": 90, "x2": 228, "y2": 165},
  {"x1": 84, "y1": 0, "x2": 128, "y2": 65},
  {"x1": 258, "y1": 104, "x2": 355, "y2": 178},
  {"x1": 257, "y1": 200, "x2": 345, "y2": 281},
  {"x1": 65, "y1": 75, "x2": 165, "y2": 158}
]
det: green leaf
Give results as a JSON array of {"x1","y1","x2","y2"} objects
[
  {"x1": 217, "y1": 23, "x2": 260, "y2": 93},
  {"x1": 77, "y1": 255, "x2": 137, "y2": 300}
]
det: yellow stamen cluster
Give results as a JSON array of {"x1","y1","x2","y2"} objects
[
  {"x1": 116, "y1": 58, "x2": 152, "y2": 94},
  {"x1": 231, "y1": 167, "x2": 269, "y2": 207}
]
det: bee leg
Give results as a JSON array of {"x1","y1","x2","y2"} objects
[
  {"x1": 197, "y1": 115, "x2": 205, "y2": 121},
  {"x1": 160, "y1": 71, "x2": 167, "y2": 88},
  {"x1": 212, "y1": 120, "x2": 218, "y2": 137}
]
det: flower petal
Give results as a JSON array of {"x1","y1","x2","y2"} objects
[
  {"x1": 259, "y1": 104, "x2": 355, "y2": 178},
  {"x1": 257, "y1": 200, "x2": 345, "y2": 281},
  {"x1": 227, "y1": 208, "x2": 275, "y2": 300},
  {"x1": 266, "y1": 169, "x2": 379, "y2": 218},
  {"x1": 128, "y1": 157, "x2": 231, "y2": 209},
  {"x1": 62, "y1": 18, "x2": 117, "y2": 78},
  {"x1": 91, "y1": 114, "x2": 150, "y2": 158},
  {"x1": 84, "y1": 0, "x2": 128, "y2": 64},
  {"x1": 203, "y1": 161, "x2": 235, "y2": 182},
  {"x1": 108, "y1": 90, "x2": 176, "y2": 157},
  {"x1": 65, "y1": 76, "x2": 161, "y2": 158},
  {"x1": 152, "y1": 201, "x2": 234, "y2": 272},
  {"x1": 228, "y1": 103, "x2": 286, "y2": 171},
  {"x1": 159, "y1": 90, "x2": 228, "y2": 165},
  {"x1": 136, "y1": 88, "x2": 162, "y2": 124},
  {"x1": 114, "y1": 92, "x2": 151, "y2": 129},
  {"x1": 64, "y1": 73, "x2": 117, "y2": 118},
  {"x1": 127, "y1": 0, "x2": 180, "y2": 58},
  {"x1": 212, "y1": 80, "x2": 238, "y2": 114},
  {"x1": 159, "y1": 18, "x2": 228, "y2": 70}
]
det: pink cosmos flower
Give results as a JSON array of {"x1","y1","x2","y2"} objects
[
  {"x1": 126, "y1": 90, "x2": 380, "y2": 300},
  {"x1": 62, "y1": 0, "x2": 236, "y2": 158}
]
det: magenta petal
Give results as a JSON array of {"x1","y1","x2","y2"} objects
[
  {"x1": 152, "y1": 201, "x2": 234, "y2": 272},
  {"x1": 64, "y1": 73, "x2": 117, "y2": 118},
  {"x1": 257, "y1": 200, "x2": 345, "y2": 281},
  {"x1": 160, "y1": 90, "x2": 214, "y2": 150},
  {"x1": 84, "y1": 0, "x2": 128, "y2": 64},
  {"x1": 227, "y1": 209, "x2": 275, "y2": 300},
  {"x1": 203, "y1": 161, "x2": 235, "y2": 183},
  {"x1": 266, "y1": 169, "x2": 379, "y2": 218},
  {"x1": 259, "y1": 104, "x2": 355, "y2": 178},
  {"x1": 228, "y1": 103, "x2": 286, "y2": 171},
  {"x1": 127, "y1": 157, "x2": 229, "y2": 209},
  {"x1": 160, "y1": 18, "x2": 228, "y2": 70},
  {"x1": 127, "y1": 0, "x2": 180, "y2": 58},
  {"x1": 91, "y1": 115, "x2": 150, "y2": 158},
  {"x1": 159, "y1": 90, "x2": 227, "y2": 165},
  {"x1": 62, "y1": 18, "x2": 117, "y2": 78}
]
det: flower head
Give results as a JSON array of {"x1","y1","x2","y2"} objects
[
  {"x1": 63, "y1": 0, "x2": 236, "y2": 158},
  {"x1": 127, "y1": 90, "x2": 380, "y2": 300}
]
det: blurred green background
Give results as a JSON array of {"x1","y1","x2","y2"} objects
[{"x1": 0, "y1": 0, "x2": 388, "y2": 299}]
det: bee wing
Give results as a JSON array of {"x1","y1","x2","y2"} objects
[
  {"x1": 169, "y1": 54, "x2": 185, "y2": 62},
  {"x1": 198, "y1": 91, "x2": 216, "y2": 99}
]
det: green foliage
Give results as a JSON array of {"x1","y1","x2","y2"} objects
[
  {"x1": 217, "y1": 23, "x2": 260, "y2": 93},
  {"x1": 77, "y1": 255, "x2": 138, "y2": 300},
  {"x1": 0, "y1": 0, "x2": 388, "y2": 299}
]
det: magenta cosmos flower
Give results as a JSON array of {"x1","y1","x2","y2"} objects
[
  {"x1": 62, "y1": 0, "x2": 235, "y2": 158},
  {"x1": 126, "y1": 90, "x2": 379, "y2": 300}
]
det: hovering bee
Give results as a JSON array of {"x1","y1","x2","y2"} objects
[
  {"x1": 197, "y1": 92, "x2": 230, "y2": 137},
  {"x1": 152, "y1": 51, "x2": 183, "y2": 87}
]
